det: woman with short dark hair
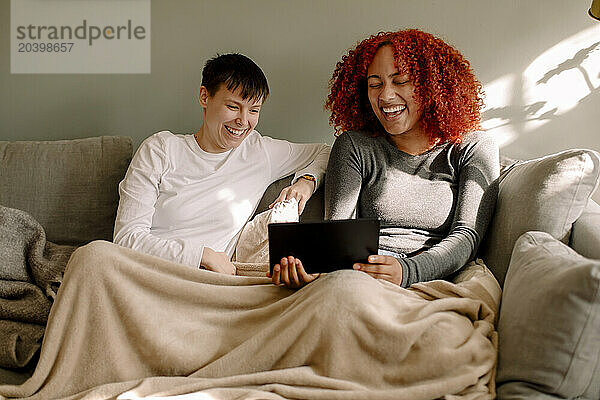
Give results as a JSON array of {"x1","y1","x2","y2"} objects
[{"x1": 114, "y1": 53, "x2": 330, "y2": 274}]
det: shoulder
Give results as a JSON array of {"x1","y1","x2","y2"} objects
[
  {"x1": 453, "y1": 131, "x2": 498, "y2": 160},
  {"x1": 139, "y1": 130, "x2": 182, "y2": 150},
  {"x1": 245, "y1": 130, "x2": 309, "y2": 154},
  {"x1": 457, "y1": 131, "x2": 497, "y2": 151},
  {"x1": 242, "y1": 130, "x2": 271, "y2": 149},
  {"x1": 135, "y1": 131, "x2": 191, "y2": 166},
  {"x1": 332, "y1": 131, "x2": 376, "y2": 151},
  {"x1": 333, "y1": 131, "x2": 390, "y2": 161},
  {"x1": 339, "y1": 130, "x2": 374, "y2": 143},
  {"x1": 450, "y1": 131, "x2": 499, "y2": 176}
]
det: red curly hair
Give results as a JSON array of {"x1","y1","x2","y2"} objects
[{"x1": 325, "y1": 29, "x2": 484, "y2": 144}]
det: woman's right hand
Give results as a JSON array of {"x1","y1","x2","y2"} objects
[
  {"x1": 200, "y1": 247, "x2": 236, "y2": 275},
  {"x1": 267, "y1": 256, "x2": 320, "y2": 288}
]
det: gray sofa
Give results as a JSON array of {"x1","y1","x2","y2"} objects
[{"x1": 1, "y1": 136, "x2": 599, "y2": 399}]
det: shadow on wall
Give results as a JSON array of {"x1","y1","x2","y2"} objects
[
  {"x1": 536, "y1": 41, "x2": 600, "y2": 89},
  {"x1": 481, "y1": 27, "x2": 600, "y2": 156},
  {"x1": 481, "y1": 101, "x2": 558, "y2": 131}
]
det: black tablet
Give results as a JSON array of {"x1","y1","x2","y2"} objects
[{"x1": 268, "y1": 219, "x2": 380, "y2": 274}]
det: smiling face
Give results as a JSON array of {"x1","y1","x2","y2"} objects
[
  {"x1": 367, "y1": 45, "x2": 426, "y2": 149},
  {"x1": 197, "y1": 84, "x2": 262, "y2": 153}
]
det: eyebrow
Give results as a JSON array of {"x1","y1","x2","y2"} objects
[
  {"x1": 367, "y1": 72, "x2": 405, "y2": 80},
  {"x1": 225, "y1": 98, "x2": 262, "y2": 107}
]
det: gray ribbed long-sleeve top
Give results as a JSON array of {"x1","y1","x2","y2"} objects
[{"x1": 325, "y1": 130, "x2": 499, "y2": 287}]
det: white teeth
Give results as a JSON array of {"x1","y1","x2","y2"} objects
[
  {"x1": 225, "y1": 126, "x2": 247, "y2": 136},
  {"x1": 382, "y1": 105, "x2": 406, "y2": 113}
]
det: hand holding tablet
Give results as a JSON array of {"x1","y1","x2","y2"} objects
[{"x1": 268, "y1": 219, "x2": 380, "y2": 276}]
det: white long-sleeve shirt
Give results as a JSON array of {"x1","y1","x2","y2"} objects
[{"x1": 113, "y1": 130, "x2": 330, "y2": 268}]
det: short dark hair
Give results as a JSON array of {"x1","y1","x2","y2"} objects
[{"x1": 201, "y1": 53, "x2": 269, "y2": 102}]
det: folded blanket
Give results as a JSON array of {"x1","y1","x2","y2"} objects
[
  {"x1": 0, "y1": 206, "x2": 75, "y2": 368},
  {"x1": 0, "y1": 240, "x2": 500, "y2": 400}
]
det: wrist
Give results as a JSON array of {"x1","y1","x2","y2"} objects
[{"x1": 298, "y1": 174, "x2": 316, "y2": 190}]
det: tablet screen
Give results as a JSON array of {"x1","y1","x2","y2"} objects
[{"x1": 268, "y1": 219, "x2": 380, "y2": 274}]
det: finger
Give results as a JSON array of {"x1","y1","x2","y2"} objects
[
  {"x1": 289, "y1": 258, "x2": 301, "y2": 287},
  {"x1": 281, "y1": 257, "x2": 290, "y2": 286},
  {"x1": 271, "y1": 188, "x2": 292, "y2": 208},
  {"x1": 353, "y1": 262, "x2": 390, "y2": 275},
  {"x1": 366, "y1": 255, "x2": 394, "y2": 264},
  {"x1": 295, "y1": 259, "x2": 316, "y2": 283},
  {"x1": 297, "y1": 197, "x2": 307, "y2": 215},
  {"x1": 284, "y1": 190, "x2": 297, "y2": 201},
  {"x1": 271, "y1": 194, "x2": 285, "y2": 207},
  {"x1": 272, "y1": 264, "x2": 281, "y2": 285},
  {"x1": 284, "y1": 256, "x2": 298, "y2": 286}
]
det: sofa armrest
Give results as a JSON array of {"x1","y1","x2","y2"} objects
[{"x1": 570, "y1": 199, "x2": 600, "y2": 259}]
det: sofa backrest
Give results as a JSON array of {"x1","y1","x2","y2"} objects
[{"x1": 0, "y1": 136, "x2": 133, "y2": 246}]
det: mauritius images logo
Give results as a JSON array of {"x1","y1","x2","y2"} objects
[{"x1": 11, "y1": 0, "x2": 151, "y2": 74}]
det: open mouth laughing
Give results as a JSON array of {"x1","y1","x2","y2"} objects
[
  {"x1": 224, "y1": 125, "x2": 249, "y2": 137},
  {"x1": 381, "y1": 105, "x2": 406, "y2": 120}
]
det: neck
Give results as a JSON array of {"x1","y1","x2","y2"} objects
[
  {"x1": 386, "y1": 129, "x2": 437, "y2": 155},
  {"x1": 194, "y1": 125, "x2": 222, "y2": 154}
]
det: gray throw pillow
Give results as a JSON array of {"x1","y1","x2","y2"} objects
[
  {"x1": 479, "y1": 149, "x2": 600, "y2": 285},
  {"x1": 0, "y1": 136, "x2": 132, "y2": 245},
  {"x1": 496, "y1": 231, "x2": 600, "y2": 400}
]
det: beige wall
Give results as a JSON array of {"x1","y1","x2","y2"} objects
[{"x1": 1, "y1": 0, "x2": 599, "y2": 200}]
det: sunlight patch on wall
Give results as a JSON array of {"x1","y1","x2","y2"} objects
[
  {"x1": 481, "y1": 74, "x2": 518, "y2": 147},
  {"x1": 522, "y1": 25, "x2": 600, "y2": 132},
  {"x1": 481, "y1": 25, "x2": 600, "y2": 149}
]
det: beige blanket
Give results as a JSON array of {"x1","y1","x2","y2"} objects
[
  {"x1": 0, "y1": 203, "x2": 500, "y2": 399},
  {"x1": 0, "y1": 237, "x2": 500, "y2": 400}
]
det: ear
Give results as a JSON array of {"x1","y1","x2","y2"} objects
[{"x1": 199, "y1": 86, "x2": 209, "y2": 108}]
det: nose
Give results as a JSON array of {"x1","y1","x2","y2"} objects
[
  {"x1": 235, "y1": 111, "x2": 249, "y2": 127},
  {"x1": 380, "y1": 82, "x2": 395, "y2": 101}
]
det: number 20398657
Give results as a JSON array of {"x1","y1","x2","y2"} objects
[{"x1": 17, "y1": 42, "x2": 74, "y2": 52}]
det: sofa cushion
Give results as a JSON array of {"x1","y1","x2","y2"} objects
[
  {"x1": 496, "y1": 231, "x2": 600, "y2": 400},
  {"x1": 0, "y1": 137, "x2": 132, "y2": 245},
  {"x1": 479, "y1": 149, "x2": 600, "y2": 285},
  {"x1": 571, "y1": 199, "x2": 600, "y2": 260}
]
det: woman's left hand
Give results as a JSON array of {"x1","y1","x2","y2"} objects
[
  {"x1": 267, "y1": 256, "x2": 320, "y2": 288},
  {"x1": 269, "y1": 177, "x2": 315, "y2": 215},
  {"x1": 353, "y1": 255, "x2": 403, "y2": 285}
]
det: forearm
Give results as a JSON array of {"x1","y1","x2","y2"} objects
[
  {"x1": 400, "y1": 133, "x2": 499, "y2": 287},
  {"x1": 397, "y1": 226, "x2": 478, "y2": 287},
  {"x1": 292, "y1": 144, "x2": 330, "y2": 192},
  {"x1": 113, "y1": 225, "x2": 204, "y2": 268}
]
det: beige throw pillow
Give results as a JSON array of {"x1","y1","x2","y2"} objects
[
  {"x1": 479, "y1": 149, "x2": 600, "y2": 286},
  {"x1": 496, "y1": 231, "x2": 600, "y2": 399}
]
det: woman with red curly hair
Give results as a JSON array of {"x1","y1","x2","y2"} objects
[
  {"x1": 317, "y1": 29, "x2": 499, "y2": 288},
  {"x1": 271, "y1": 30, "x2": 499, "y2": 288}
]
